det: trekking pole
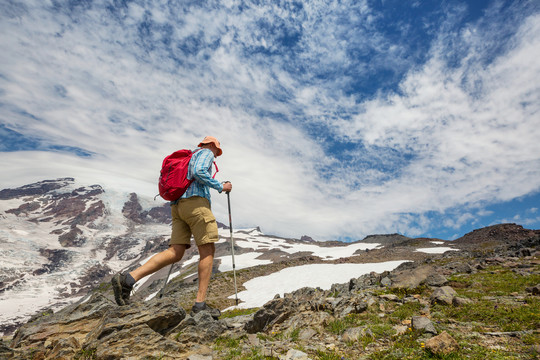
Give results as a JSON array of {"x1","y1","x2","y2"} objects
[
  {"x1": 158, "y1": 263, "x2": 174, "y2": 299},
  {"x1": 226, "y1": 189, "x2": 239, "y2": 306}
]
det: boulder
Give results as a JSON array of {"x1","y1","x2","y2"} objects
[
  {"x1": 84, "y1": 297, "x2": 186, "y2": 345},
  {"x1": 526, "y1": 284, "x2": 540, "y2": 295},
  {"x1": 390, "y1": 265, "x2": 435, "y2": 289},
  {"x1": 425, "y1": 331, "x2": 459, "y2": 355},
  {"x1": 281, "y1": 349, "x2": 311, "y2": 360},
  {"x1": 245, "y1": 297, "x2": 297, "y2": 333},
  {"x1": 424, "y1": 274, "x2": 448, "y2": 287},
  {"x1": 89, "y1": 323, "x2": 185, "y2": 359},
  {"x1": 341, "y1": 327, "x2": 364, "y2": 342},
  {"x1": 452, "y1": 297, "x2": 473, "y2": 306},
  {"x1": 335, "y1": 298, "x2": 368, "y2": 318},
  {"x1": 411, "y1": 316, "x2": 437, "y2": 335},
  {"x1": 379, "y1": 294, "x2": 400, "y2": 302},
  {"x1": 446, "y1": 262, "x2": 473, "y2": 274},
  {"x1": 11, "y1": 293, "x2": 114, "y2": 349},
  {"x1": 298, "y1": 327, "x2": 318, "y2": 341},
  {"x1": 45, "y1": 336, "x2": 80, "y2": 359},
  {"x1": 430, "y1": 286, "x2": 457, "y2": 305},
  {"x1": 0, "y1": 340, "x2": 14, "y2": 358},
  {"x1": 187, "y1": 355, "x2": 213, "y2": 360},
  {"x1": 170, "y1": 311, "x2": 227, "y2": 344}
]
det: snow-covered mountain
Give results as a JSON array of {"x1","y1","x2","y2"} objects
[
  {"x1": 0, "y1": 178, "x2": 173, "y2": 334},
  {"x1": 0, "y1": 178, "x2": 458, "y2": 336}
]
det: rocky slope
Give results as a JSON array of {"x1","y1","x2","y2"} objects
[
  {"x1": 1, "y1": 223, "x2": 538, "y2": 359},
  {"x1": 1, "y1": 178, "x2": 446, "y2": 336}
]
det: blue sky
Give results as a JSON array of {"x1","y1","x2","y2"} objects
[{"x1": 1, "y1": 0, "x2": 539, "y2": 241}]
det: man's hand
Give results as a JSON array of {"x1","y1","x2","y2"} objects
[{"x1": 222, "y1": 181, "x2": 232, "y2": 193}]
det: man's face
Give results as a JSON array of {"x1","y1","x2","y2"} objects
[{"x1": 204, "y1": 143, "x2": 219, "y2": 157}]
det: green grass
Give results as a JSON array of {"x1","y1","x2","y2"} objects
[
  {"x1": 326, "y1": 319, "x2": 349, "y2": 335},
  {"x1": 221, "y1": 307, "x2": 259, "y2": 319},
  {"x1": 214, "y1": 336, "x2": 242, "y2": 360},
  {"x1": 433, "y1": 297, "x2": 539, "y2": 332},
  {"x1": 390, "y1": 301, "x2": 424, "y2": 322},
  {"x1": 385, "y1": 285, "x2": 431, "y2": 299},
  {"x1": 73, "y1": 347, "x2": 97, "y2": 360},
  {"x1": 289, "y1": 328, "x2": 300, "y2": 342},
  {"x1": 315, "y1": 350, "x2": 343, "y2": 360},
  {"x1": 209, "y1": 262, "x2": 540, "y2": 360},
  {"x1": 214, "y1": 335, "x2": 279, "y2": 360},
  {"x1": 434, "y1": 266, "x2": 540, "y2": 332},
  {"x1": 448, "y1": 267, "x2": 540, "y2": 298},
  {"x1": 370, "y1": 323, "x2": 396, "y2": 338}
]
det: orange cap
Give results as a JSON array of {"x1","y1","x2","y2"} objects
[{"x1": 198, "y1": 136, "x2": 223, "y2": 156}]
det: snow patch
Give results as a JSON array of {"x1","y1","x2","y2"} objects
[
  {"x1": 415, "y1": 247, "x2": 458, "y2": 254},
  {"x1": 225, "y1": 261, "x2": 409, "y2": 310}
]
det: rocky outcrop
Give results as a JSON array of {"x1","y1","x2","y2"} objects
[
  {"x1": 122, "y1": 192, "x2": 145, "y2": 224},
  {"x1": 453, "y1": 223, "x2": 540, "y2": 248},
  {"x1": 9, "y1": 292, "x2": 194, "y2": 359}
]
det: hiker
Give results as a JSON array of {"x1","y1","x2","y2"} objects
[{"x1": 111, "y1": 136, "x2": 232, "y2": 318}]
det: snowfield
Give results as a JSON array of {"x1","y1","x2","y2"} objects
[
  {"x1": 415, "y1": 247, "x2": 458, "y2": 254},
  {"x1": 225, "y1": 261, "x2": 409, "y2": 310}
]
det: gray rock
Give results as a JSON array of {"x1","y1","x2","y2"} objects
[
  {"x1": 221, "y1": 313, "x2": 254, "y2": 330},
  {"x1": 171, "y1": 312, "x2": 228, "y2": 344},
  {"x1": 526, "y1": 284, "x2": 540, "y2": 295},
  {"x1": 425, "y1": 331, "x2": 459, "y2": 354},
  {"x1": 188, "y1": 355, "x2": 213, "y2": 360},
  {"x1": 447, "y1": 262, "x2": 473, "y2": 274},
  {"x1": 431, "y1": 286, "x2": 457, "y2": 305},
  {"x1": 517, "y1": 248, "x2": 533, "y2": 257},
  {"x1": 336, "y1": 299, "x2": 368, "y2": 317},
  {"x1": 0, "y1": 339, "x2": 14, "y2": 358},
  {"x1": 379, "y1": 294, "x2": 400, "y2": 301},
  {"x1": 452, "y1": 297, "x2": 473, "y2": 306},
  {"x1": 298, "y1": 327, "x2": 318, "y2": 341},
  {"x1": 85, "y1": 297, "x2": 186, "y2": 345},
  {"x1": 90, "y1": 323, "x2": 185, "y2": 359},
  {"x1": 341, "y1": 327, "x2": 364, "y2": 342},
  {"x1": 425, "y1": 274, "x2": 448, "y2": 287},
  {"x1": 390, "y1": 265, "x2": 435, "y2": 289},
  {"x1": 245, "y1": 298, "x2": 296, "y2": 333},
  {"x1": 281, "y1": 349, "x2": 311, "y2": 360},
  {"x1": 45, "y1": 337, "x2": 80, "y2": 359},
  {"x1": 411, "y1": 316, "x2": 437, "y2": 335}
]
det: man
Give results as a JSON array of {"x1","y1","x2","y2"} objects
[{"x1": 111, "y1": 136, "x2": 232, "y2": 319}]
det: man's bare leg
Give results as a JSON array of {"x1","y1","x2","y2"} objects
[
  {"x1": 130, "y1": 244, "x2": 186, "y2": 282},
  {"x1": 195, "y1": 243, "x2": 215, "y2": 302}
]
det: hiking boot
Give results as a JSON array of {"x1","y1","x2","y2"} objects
[
  {"x1": 111, "y1": 273, "x2": 133, "y2": 306},
  {"x1": 190, "y1": 302, "x2": 221, "y2": 319}
]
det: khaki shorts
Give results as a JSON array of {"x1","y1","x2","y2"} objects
[{"x1": 170, "y1": 196, "x2": 219, "y2": 248}]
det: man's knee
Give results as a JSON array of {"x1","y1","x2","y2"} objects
[
  {"x1": 169, "y1": 244, "x2": 186, "y2": 261},
  {"x1": 198, "y1": 243, "x2": 215, "y2": 258}
]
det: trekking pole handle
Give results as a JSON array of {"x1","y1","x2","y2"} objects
[{"x1": 222, "y1": 181, "x2": 232, "y2": 193}]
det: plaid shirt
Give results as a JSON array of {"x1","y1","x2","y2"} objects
[{"x1": 180, "y1": 148, "x2": 222, "y2": 204}]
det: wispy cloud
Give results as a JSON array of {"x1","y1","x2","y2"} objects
[{"x1": 1, "y1": 0, "x2": 539, "y2": 240}]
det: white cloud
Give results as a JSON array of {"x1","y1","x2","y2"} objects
[{"x1": 1, "y1": 1, "x2": 539, "y2": 240}]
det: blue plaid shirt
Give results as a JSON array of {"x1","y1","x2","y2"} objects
[{"x1": 180, "y1": 148, "x2": 222, "y2": 204}]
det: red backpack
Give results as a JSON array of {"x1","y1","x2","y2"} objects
[{"x1": 158, "y1": 149, "x2": 218, "y2": 201}]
